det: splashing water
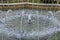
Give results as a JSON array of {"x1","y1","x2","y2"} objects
[{"x1": 0, "y1": 9, "x2": 60, "y2": 40}]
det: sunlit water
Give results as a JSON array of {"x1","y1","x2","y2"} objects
[{"x1": 0, "y1": 9, "x2": 60, "y2": 40}]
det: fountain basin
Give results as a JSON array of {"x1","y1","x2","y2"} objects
[{"x1": 0, "y1": 9, "x2": 60, "y2": 40}]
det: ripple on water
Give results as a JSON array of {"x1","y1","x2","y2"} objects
[{"x1": 0, "y1": 9, "x2": 60, "y2": 40}]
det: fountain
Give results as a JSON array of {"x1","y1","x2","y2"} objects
[
  {"x1": 28, "y1": 14, "x2": 32, "y2": 24},
  {"x1": 7, "y1": 9, "x2": 13, "y2": 13},
  {"x1": 47, "y1": 11, "x2": 53, "y2": 18},
  {"x1": 7, "y1": 9, "x2": 14, "y2": 17},
  {"x1": 0, "y1": 9, "x2": 60, "y2": 40},
  {"x1": 54, "y1": 11, "x2": 60, "y2": 21}
]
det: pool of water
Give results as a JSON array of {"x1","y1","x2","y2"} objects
[{"x1": 0, "y1": 9, "x2": 60, "y2": 40}]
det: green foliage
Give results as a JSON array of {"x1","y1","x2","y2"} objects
[
  {"x1": 40, "y1": 0, "x2": 57, "y2": 4},
  {"x1": 0, "y1": 0, "x2": 58, "y2": 4},
  {"x1": 58, "y1": 1, "x2": 60, "y2": 4}
]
